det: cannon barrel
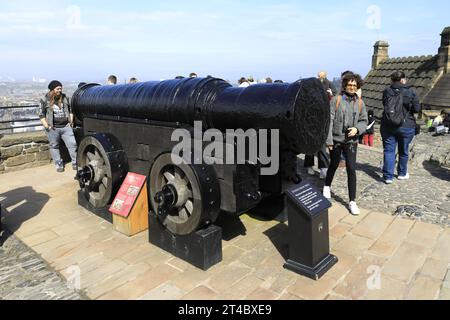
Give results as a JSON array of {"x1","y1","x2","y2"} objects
[{"x1": 72, "y1": 77, "x2": 330, "y2": 154}]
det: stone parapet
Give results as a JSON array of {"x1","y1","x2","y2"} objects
[
  {"x1": 410, "y1": 132, "x2": 450, "y2": 169},
  {"x1": 0, "y1": 131, "x2": 52, "y2": 174}
]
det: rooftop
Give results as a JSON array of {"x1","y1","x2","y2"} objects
[
  {"x1": 423, "y1": 74, "x2": 450, "y2": 108},
  {"x1": 363, "y1": 55, "x2": 441, "y2": 116}
]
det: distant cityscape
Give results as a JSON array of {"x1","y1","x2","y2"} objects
[
  {"x1": 0, "y1": 76, "x2": 343, "y2": 134},
  {"x1": 0, "y1": 80, "x2": 79, "y2": 134}
]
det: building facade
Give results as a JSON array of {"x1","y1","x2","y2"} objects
[{"x1": 363, "y1": 27, "x2": 450, "y2": 118}]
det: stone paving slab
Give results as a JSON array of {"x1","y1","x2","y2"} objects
[
  {"x1": 0, "y1": 230, "x2": 86, "y2": 300},
  {"x1": 1, "y1": 158, "x2": 450, "y2": 300}
]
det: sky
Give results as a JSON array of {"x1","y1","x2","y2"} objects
[{"x1": 0, "y1": 0, "x2": 448, "y2": 83}]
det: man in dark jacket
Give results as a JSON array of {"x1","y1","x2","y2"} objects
[{"x1": 381, "y1": 71, "x2": 420, "y2": 184}]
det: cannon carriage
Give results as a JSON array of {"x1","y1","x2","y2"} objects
[{"x1": 72, "y1": 77, "x2": 330, "y2": 236}]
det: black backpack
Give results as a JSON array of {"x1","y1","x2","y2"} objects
[{"x1": 383, "y1": 87, "x2": 406, "y2": 126}]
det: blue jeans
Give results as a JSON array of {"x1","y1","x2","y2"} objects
[
  {"x1": 46, "y1": 125, "x2": 78, "y2": 168},
  {"x1": 381, "y1": 126, "x2": 415, "y2": 180}
]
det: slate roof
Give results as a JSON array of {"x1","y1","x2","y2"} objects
[
  {"x1": 422, "y1": 74, "x2": 450, "y2": 108},
  {"x1": 362, "y1": 55, "x2": 441, "y2": 117}
]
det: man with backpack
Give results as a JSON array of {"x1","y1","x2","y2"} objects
[{"x1": 381, "y1": 71, "x2": 420, "y2": 184}]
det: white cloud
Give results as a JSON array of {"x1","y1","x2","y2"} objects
[
  {"x1": 0, "y1": 1, "x2": 445, "y2": 81},
  {"x1": 0, "y1": 6, "x2": 116, "y2": 39},
  {"x1": 0, "y1": 11, "x2": 57, "y2": 23}
]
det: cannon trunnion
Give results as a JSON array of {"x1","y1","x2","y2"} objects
[{"x1": 73, "y1": 77, "x2": 330, "y2": 236}]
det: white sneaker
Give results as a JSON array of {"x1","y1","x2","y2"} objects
[
  {"x1": 349, "y1": 201, "x2": 360, "y2": 216},
  {"x1": 307, "y1": 167, "x2": 315, "y2": 176},
  {"x1": 323, "y1": 186, "x2": 331, "y2": 199},
  {"x1": 398, "y1": 173, "x2": 410, "y2": 180},
  {"x1": 320, "y1": 168, "x2": 328, "y2": 180}
]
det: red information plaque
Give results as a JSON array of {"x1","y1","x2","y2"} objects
[{"x1": 109, "y1": 173, "x2": 147, "y2": 218}]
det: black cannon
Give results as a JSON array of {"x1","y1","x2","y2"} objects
[{"x1": 72, "y1": 77, "x2": 330, "y2": 236}]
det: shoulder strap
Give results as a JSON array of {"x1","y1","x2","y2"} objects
[
  {"x1": 336, "y1": 95, "x2": 362, "y2": 114},
  {"x1": 335, "y1": 95, "x2": 342, "y2": 112}
]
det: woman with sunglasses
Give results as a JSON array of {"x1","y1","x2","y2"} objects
[{"x1": 323, "y1": 73, "x2": 368, "y2": 216}]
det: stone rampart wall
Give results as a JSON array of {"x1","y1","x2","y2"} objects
[{"x1": 0, "y1": 132, "x2": 52, "y2": 174}]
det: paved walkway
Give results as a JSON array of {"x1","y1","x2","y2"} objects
[
  {"x1": 0, "y1": 147, "x2": 449, "y2": 300},
  {"x1": 299, "y1": 145, "x2": 450, "y2": 227},
  {"x1": 0, "y1": 231, "x2": 85, "y2": 300}
]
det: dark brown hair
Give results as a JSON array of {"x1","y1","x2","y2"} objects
[
  {"x1": 48, "y1": 90, "x2": 62, "y2": 109},
  {"x1": 107, "y1": 75, "x2": 117, "y2": 84},
  {"x1": 341, "y1": 72, "x2": 364, "y2": 92},
  {"x1": 238, "y1": 77, "x2": 247, "y2": 84},
  {"x1": 391, "y1": 71, "x2": 406, "y2": 83},
  {"x1": 341, "y1": 73, "x2": 358, "y2": 90}
]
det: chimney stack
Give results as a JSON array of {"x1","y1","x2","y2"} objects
[
  {"x1": 438, "y1": 27, "x2": 450, "y2": 73},
  {"x1": 372, "y1": 41, "x2": 389, "y2": 69}
]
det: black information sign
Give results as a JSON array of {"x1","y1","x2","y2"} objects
[{"x1": 286, "y1": 181, "x2": 332, "y2": 219}]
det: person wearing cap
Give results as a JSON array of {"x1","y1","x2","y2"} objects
[{"x1": 39, "y1": 80, "x2": 78, "y2": 173}]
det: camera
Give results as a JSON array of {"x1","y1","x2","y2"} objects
[
  {"x1": 343, "y1": 126, "x2": 351, "y2": 139},
  {"x1": 344, "y1": 127, "x2": 356, "y2": 141}
]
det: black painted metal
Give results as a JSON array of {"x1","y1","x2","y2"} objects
[
  {"x1": 148, "y1": 211, "x2": 222, "y2": 270},
  {"x1": 72, "y1": 77, "x2": 330, "y2": 155},
  {"x1": 154, "y1": 184, "x2": 177, "y2": 212},
  {"x1": 75, "y1": 165, "x2": 94, "y2": 189},
  {"x1": 149, "y1": 152, "x2": 221, "y2": 236},
  {"x1": 283, "y1": 183, "x2": 338, "y2": 280},
  {"x1": 77, "y1": 190, "x2": 113, "y2": 223},
  {"x1": 76, "y1": 133, "x2": 128, "y2": 208}
]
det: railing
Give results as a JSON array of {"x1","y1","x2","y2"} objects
[{"x1": 0, "y1": 105, "x2": 43, "y2": 133}]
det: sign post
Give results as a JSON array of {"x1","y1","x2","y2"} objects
[
  {"x1": 283, "y1": 181, "x2": 338, "y2": 280},
  {"x1": 109, "y1": 173, "x2": 149, "y2": 236}
]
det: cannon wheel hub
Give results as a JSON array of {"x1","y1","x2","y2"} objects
[
  {"x1": 149, "y1": 153, "x2": 220, "y2": 236},
  {"x1": 77, "y1": 134, "x2": 127, "y2": 208}
]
